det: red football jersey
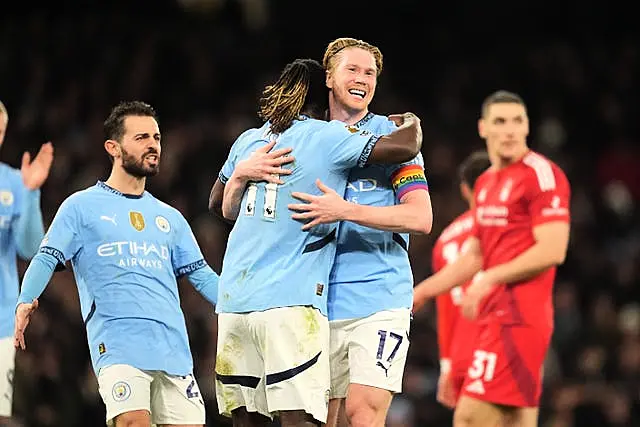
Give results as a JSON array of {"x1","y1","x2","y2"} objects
[
  {"x1": 433, "y1": 210, "x2": 476, "y2": 367},
  {"x1": 472, "y1": 151, "x2": 571, "y2": 328}
]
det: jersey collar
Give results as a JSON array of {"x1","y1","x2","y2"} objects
[{"x1": 97, "y1": 181, "x2": 144, "y2": 199}]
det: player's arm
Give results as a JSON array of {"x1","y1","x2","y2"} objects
[
  {"x1": 413, "y1": 237, "x2": 483, "y2": 311},
  {"x1": 15, "y1": 197, "x2": 80, "y2": 350},
  {"x1": 344, "y1": 189, "x2": 432, "y2": 234},
  {"x1": 183, "y1": 265, "x2": 219, "y2": 306},
  {"x1": 173, "y1": 213, "x2": 219, "y2": 306},
  {"x1": 366, "y1": 113, "x2": 422, "y2": 165},
  {"x1": 436, "y1": 292, "x2": 455, "y2": 370},
  {"x1": 14, "y1": 252, "x2": 57, "y2": 350},
  {"x1": 289, "y1": 181, "x2": 432, "y2": 233},
  {"x1": 15, "y1": 142, "x2": 53, "y2": 259},
  {"x1": 222, "y1": 173, "x2": 247, "y2": 221},
  {"x1": 14, "y1": 188, "x2": 45, "y2": 259},
  {"x1": 430, "y1": 240, "x2": 458, "y2": 369},
  {"x1": 481, "y1": 169, "x2": 571, "y2": 286},
  {"x1": 208, "y1": 178, "x2": 227, "y2": 222},
  {"x1": 336, "y1": 160, "x2": 432, "y2": 234},
  {"x1": 483, "y1": 221, "x2": 569, "y2": 286},
  {"x1": 218, "y1": 141, "x2": 294, "y2": 221}
]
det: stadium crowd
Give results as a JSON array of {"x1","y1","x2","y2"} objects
[{"x1": 1, "y1": 2, "x2": 639, "y2": 426}]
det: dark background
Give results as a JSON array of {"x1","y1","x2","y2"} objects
[{"x1": 1, "y1": 1, "x2": 639, "y2": 426}]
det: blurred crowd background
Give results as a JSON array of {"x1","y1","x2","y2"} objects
[{"x1": 1, "y1": 1, "x2": 639, "y2": 426}]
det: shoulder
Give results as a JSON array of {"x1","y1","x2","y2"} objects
[
  {"x1": 56, "y1": 187, "x2": 95, "y2": 216},
  {"x1": 473, "y1": 169, "x2": 493, "y2": 191},
  {"x1": 521, "y1": 151, "x2": 569, "y2": 192},
  {"x1": 146, "y1": 194, "x2": 188, "y2": 223},
  {"x1": 0, "y1": 163, "x2": 23, "y2": 189},
  {"x1": 369, "y1": 113, "x2": 397, "y2": 134},
  {"x1": 232, "y1": 125, "x2": 269, "y2": 151},
  {"x1": 438, "y1": 210, "x2": 474, "y2": 244}
]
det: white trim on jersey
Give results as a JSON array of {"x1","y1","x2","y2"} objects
[{"x1": 523, "y1": 153, "x2": 556, "y2": 191}]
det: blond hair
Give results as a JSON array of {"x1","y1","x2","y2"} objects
[
  {"x1": 0, "y1": 101, "x2": 7, "y2": 120},
  {"x1": 322, "y1": 37, "x2": 383, "y2": 76}
]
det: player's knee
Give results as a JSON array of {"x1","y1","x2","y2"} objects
[
  {"x1": 113, "y1": 409, "x2": 151, "y2": 427},
  {"x1": 453, "y1": 402, "x2": 485, "y2": 427},
  {"x1": 344, "y1": 389, "x2": 390, "y2": 427}
]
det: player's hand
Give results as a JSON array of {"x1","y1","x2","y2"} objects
[
  {"x1": 388, "y1": 112, "x2": 420, "y2": 127},
  {"x1": 14, "y1": 299, "x2": 39, "y2": 350},
  {"x1": 234, "y1": 141, "x2": 294, "y2": 185},
  {"x1": 21, "y1": 142, "x2": 54, "y2": 190},
  {"x1": 412, "y1": 286, "x2": 431, "y2": 313},
  {"x1": 436, "y1": 370, "x2": 457, "y2": 409},
  {"x1": 289, "y1": 179, "x2": 349, "y2": 230},
  {"x1": 461, "y1": 271, "x2": 494, "y2": 320}
]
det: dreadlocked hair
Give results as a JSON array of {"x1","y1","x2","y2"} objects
[
  {"x1": 323, "y1": 37, "x2": 383, "y2": 76},
  {"x1": 259, "y1": 60, "x2": 316, "y2": 135}
]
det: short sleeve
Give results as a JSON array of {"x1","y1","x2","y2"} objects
[
  {"x1": 389, "y1": 153, "x2": 428, "y2": 201},
  {"x1": 323, "y1": 121, "x2": 381, "y2": 170},
  {"x1": 525, "y1": 161, "x2": 571, "y2": 226}
]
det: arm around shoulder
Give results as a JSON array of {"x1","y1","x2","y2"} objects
[{"x1": 367, "y1": 113, "x2": 423, "y2": 165}]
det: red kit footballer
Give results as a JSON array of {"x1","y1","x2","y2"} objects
[{"x1": 414, "y1": 91, "x2": 571, "y2": 427}]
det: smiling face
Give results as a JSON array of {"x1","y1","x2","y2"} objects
[{"x1": 326, "y1": 47, "x2": 378, "y2": 116}]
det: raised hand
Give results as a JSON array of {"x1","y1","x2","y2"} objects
[{"x1": 22, "y1": 142, "x2": 54, "y2": 190}]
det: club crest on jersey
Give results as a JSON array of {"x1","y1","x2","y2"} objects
[
  {"x1": 499, "y1": 179, "x2": 513, "y2": 202},
  {"x1": 155, "y1": 215, "x2": 170, "y2": 233},
  {"x1": 346, "y1": 125, "x2": 359, "y2": 133},
  {"x1": 112, "y1": 381, "x2": 131, "y2": 402},
  {"x1": 0, "y1": 190, "x2": 14, "y2": 206},
  {"x1": 129, "y1": 211, "x2": 145, "y2": 231}
]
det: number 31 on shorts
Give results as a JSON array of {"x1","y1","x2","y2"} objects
[{"x1": 468, "y1": 350, "x2": 497, "y2": 382}]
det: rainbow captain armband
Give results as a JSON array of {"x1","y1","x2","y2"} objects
[{"x1": 391, "y1": 164, "x2": 428, "y2": 199}]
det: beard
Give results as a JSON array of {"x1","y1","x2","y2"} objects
[{"x1": 121, "y1": 147, "x2": 160, "y2": 178}]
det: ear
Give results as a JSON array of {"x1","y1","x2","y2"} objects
[
  {"x1": 325, "y1": 69, "x2": 333, "y2": 90},
  {"x1": 104, "y1": 139, "x2": 121, "y2": 159},
  {"x1": 460, "y1": 182, "x2": 472, "y2": 202},
  {"x1": 477, "y1": 118, "x2": 486, "y2": 139}
]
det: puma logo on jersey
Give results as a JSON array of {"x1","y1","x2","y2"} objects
[{"x1": 100, "y1": 214, "x2": 117, "y2": 226}]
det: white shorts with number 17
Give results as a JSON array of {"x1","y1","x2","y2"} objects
[{"x1": 329, "y1": 308, "x2": 411, "y2": 399}]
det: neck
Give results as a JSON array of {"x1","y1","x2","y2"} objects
[
  {"x1": 490, "y1": 146, "x2": 530, "y2": 170},
  {"x1": 329, "y1": 94, "x2": 368, "y2": 125},
  {"x1": 105, "y1": 166, "x2": 146, "y2": 196}
]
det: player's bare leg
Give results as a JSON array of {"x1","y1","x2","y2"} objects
[
  {"x1": 279, "y1": 410, "x2": 321, "y2": 426},
  {"x1": 501, "y1": 406, "x2": 539, "y2": 427},
  {"x1": 344, "y1": 384, "x2": 393, "y2": 427},
  {"x1": 114, "y1": 409, "x2": 152, "y2": 427},
  {"x1": 326, "y1": 398, "x2": 348, "y2": 427},
  {"x1": 454, "y1": 396, "x2": 503, "y2": 427}
]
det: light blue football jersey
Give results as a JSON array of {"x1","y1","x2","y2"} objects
[
  {"x1": 0, "y1": 163, "x2": 43, "y2": 339},
  {"x1": 217, "y1": 118, "x2": 379, "y2": 315},
  {"x1": 329, "y1": 112, "x2": 427, "y2": 320},
  {"x1": 36, "y1": 181, "x2": 208, "y2": 375}
]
